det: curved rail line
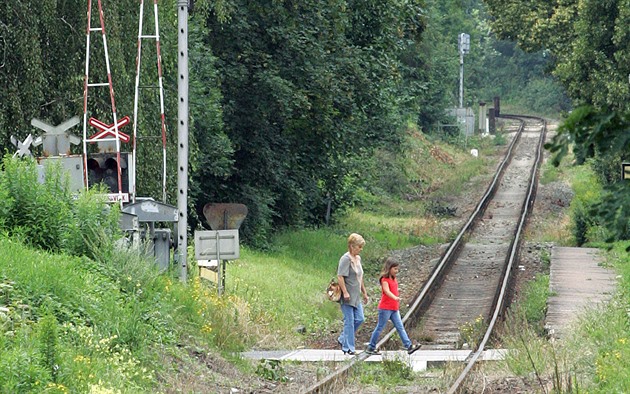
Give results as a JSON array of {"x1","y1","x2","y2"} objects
[
  {"x1": 446, "y1": 115, "x2": 546, "y2": 393},
  {"x1": 302, "y1": 115, "x2": 547, "y2": 394}
]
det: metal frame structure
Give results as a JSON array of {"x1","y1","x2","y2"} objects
[
  {"x1": 132, "y1": 0, "x2": 169, "y2": 203},
  {"x1": 82, "y1": 0, "x2": 126, "y2": 205}
]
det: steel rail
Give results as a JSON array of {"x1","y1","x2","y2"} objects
[{"x1": 447, "y1": 115, "x2": 547, "y2": 393}]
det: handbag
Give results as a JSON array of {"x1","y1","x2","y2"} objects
[{"x1": 326, "y1": 278, "x2": 341, "y2": 302}]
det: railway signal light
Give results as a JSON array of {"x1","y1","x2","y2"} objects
[{"x1": 87, "y1": 152, "x2": 131, "y2": 195}]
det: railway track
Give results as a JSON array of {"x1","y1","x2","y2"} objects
[{"x1": 302, "y1": 115, "x2": 547, "y2": 393}]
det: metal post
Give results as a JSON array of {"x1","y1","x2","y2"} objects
[
  {"x1": 177, "y1": 0, "x2": 189, "y2": 282},
  {"x1": 221, "y1": 210, "x2": 228, "y2": 295},
  {"x1": 215, "y1": 231, "x2": 223, "y2": 295},
  {"x1": 493, "y1": 96, "x2": 501, "y2": 117},
  {"x1": 488, "y1": 108, "x2": 496, "y2": 135}
]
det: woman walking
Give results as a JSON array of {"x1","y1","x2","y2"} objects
[
  {"x1": 365, "y1": 257, "x2": 420, "y2": 355},
  {"x1": 337, "y1": 233, "x2": 369, "y2": 355}
]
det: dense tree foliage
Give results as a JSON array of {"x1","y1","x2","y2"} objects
[
  {"x1": 0, "y1": 0, "x2": 564, "y2": 246},
  {"x1": 438, "y1": 0, "x2": 569, "y2": 115},
  {"x1": 484, "y1": 0, "x2": 630, "y2": 111},
  {"x1": 191, "y1": 0, "x2": 428, "y2": 245},
  {"x1": 546, "y1": 106, "x2": 630, "y2": 242},
  {"x1": 485, "y1": 0, "x2": 630, "y2": 241}
]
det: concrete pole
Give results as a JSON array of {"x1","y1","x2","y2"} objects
[
  {"x1": 177, "y1": 0, "x2": 189, "y2": 282},
  {"x1": 459, "y1": 52, "x2": 464, "y2": 108},
  {"x1": 478, "y1": 102, "x2": 486, "y2": 133}
]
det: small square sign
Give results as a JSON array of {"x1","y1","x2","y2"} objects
[
  {"x1": 194, "y1": 230, "x2": 240, "y2": 260},
  {"x1": 623, "y1": 163, "x2": 630, "y2": 180}
]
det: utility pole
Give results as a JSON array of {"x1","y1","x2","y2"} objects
[
  {"x1": 458, "y1": 33, "x2": 470, "y2": 108},
  {"x1": 177, "y1": 0, "x2": 190, "y2": 282}
]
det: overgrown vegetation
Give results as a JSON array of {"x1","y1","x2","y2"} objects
[
  {"x1": 492, "y1": 151, "x2": 630, "y2": 392},
  {"x1": 500, "y1": 244, "x2": 630, "y2": 393},
  {"x1": 0, "y1": 156, "x2": 120, "y2": 257},
  {"x1": 0, "y1": 156, "x2": 261, "y2": 392}
]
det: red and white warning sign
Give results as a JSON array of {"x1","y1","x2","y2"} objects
[{"x1": 88, "y1": 116, "x2": 131, "y2": 143}]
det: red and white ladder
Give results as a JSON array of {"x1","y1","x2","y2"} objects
[
  {"x1": 132, "y1": 0, "x2": 168, "y2": 203},
  {"x1": 81, "y1": 0, "x2": 126, "y2": 205}
]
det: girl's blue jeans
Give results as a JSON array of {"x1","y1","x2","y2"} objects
[
  {"x1": 368, "y1": 309, "x2": 412, "y2": 350},
  {"x1": 338, "y1": 302, "x2": 364, "y2": 352}
]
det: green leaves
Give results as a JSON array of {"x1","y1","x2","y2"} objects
[
  {"x1": 544, "y1": 105, "x2": 630, "y2": 242},
  {"x1": 193, "y1": 0, "x2": 427, "y2": 244}
]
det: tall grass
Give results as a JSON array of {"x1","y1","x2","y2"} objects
[
  {"x1": 0, "y1": 155, "x2": 120, "y2": 257},
  {"x1": 0, "y1": 232, "x2": 262, "y2": 392},
  {"x1": 584, "y1": 242, "x2": 630, "y2": 392},
  {"x1": 227, "y1": 229, "x2": 345, "y2": 347},
  {"x1": 496, "y1": 240, "x2": 630, "y2": 393}
]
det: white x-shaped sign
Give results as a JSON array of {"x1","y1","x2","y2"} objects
[
  {"x1": 31, "y1": 116, "x2": 81, "y2": 156},
  {"x1": 10, "y1": 134, "x2": 34, "y2": 158},
  {"x1": 88, "y1": 116, "x2": 131, "y2": 143}
]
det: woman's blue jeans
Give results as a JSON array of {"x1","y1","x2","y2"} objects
[
  {"x1": 368, "y1": 309, "x2": 412, "y2": 350},
  {"x1": 338, "y1": 302, "x2": 364, "y2": 352}
]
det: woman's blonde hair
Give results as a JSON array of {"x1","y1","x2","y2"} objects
[{"x1": 347, "y1": 233, "x2": 365, "y2": 248}]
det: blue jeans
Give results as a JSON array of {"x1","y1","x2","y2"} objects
[
  {"x1": 368, "y1": 309, "x2": 412, "y2": 350},
  {"x1": 338, "y1": 302, "x2": 364, "y2": 352}
]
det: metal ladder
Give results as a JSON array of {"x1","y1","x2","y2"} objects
[
  {"x1": 132, "y1": 0, "x2": 168, "y2": 203},
  {"x1": 81, "y1": 0, "x2": 126, "y2": 205}
]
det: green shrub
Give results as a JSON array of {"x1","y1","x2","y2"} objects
[
  {"x1": 61, "y1": 187, "x2": 121, "y2": 259},
  {"x1": 0, "y1": 156, "x2": 71, "y2": 251},
  {"x1": 569, "y1": 164, "x2": 603, "y2": 245},
  {"x1": 0, "y1": 155, "x2": 121, "y2": 258},
  {"x1": 255, "y1": 359, "x2": 288, "y2": 382}
]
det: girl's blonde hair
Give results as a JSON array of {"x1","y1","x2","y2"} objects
[
  {"x1": 347, "y1": 233, "x2": 365, "y2": 248},
  {"x1": 380, "y1": 257, "x2": 399, "y2": 279}
]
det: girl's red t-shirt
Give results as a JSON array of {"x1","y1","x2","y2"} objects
[{"x1": 378, "y1": 277, "x2": 399, "y2": 311}]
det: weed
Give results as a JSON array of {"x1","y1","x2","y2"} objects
[
  {"x1": 493, "y1": 132, "x2": 507, "y2": 146},
  {"x1": 519, "y1": 274, "x2": 550, "y2": 330},
  {"x1": 540, "y1": 249, "x2": 551, "y2": 270},
  {"x1": 458, "y1": 315, "x2": 486, "y2": 349},
  {"x1": 382, "y1": 355, "x2": 413, "y2": 380},
  {"x1": 255, "y1": 359, "x2": 288, "y2": 382},
  {"x1": 418, "y1": 333, "x2": 435, "y2": 343},
  {"x1": 38, "y1": 312, "x2": 60, "y2": 382}
]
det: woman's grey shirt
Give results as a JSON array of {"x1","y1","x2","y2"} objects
[{"x1": 337, "y1": 252, "x2": 363, "y2": 308}]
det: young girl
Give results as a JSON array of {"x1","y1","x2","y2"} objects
[{"x1": 365, "y1": 258, "x2": 420, "y2": 355}]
